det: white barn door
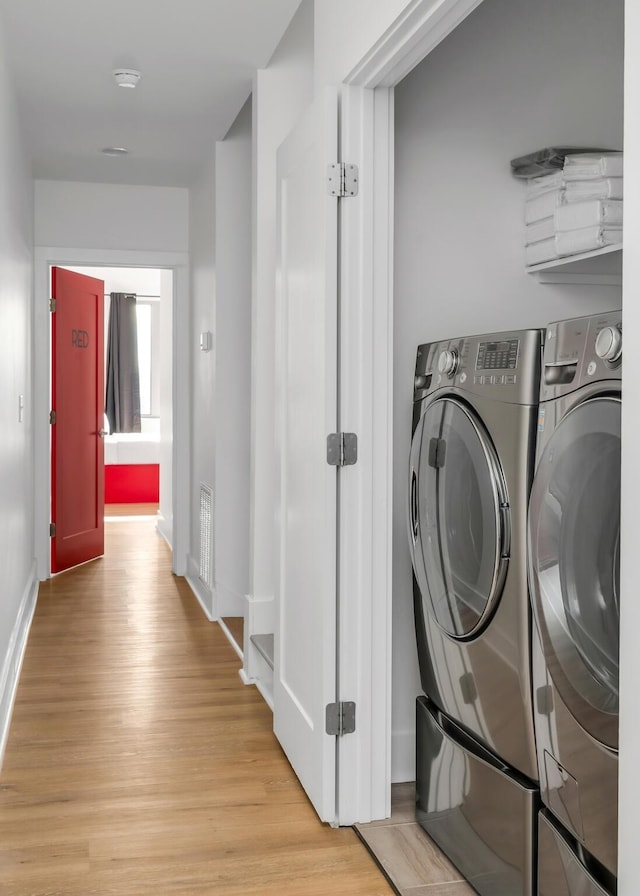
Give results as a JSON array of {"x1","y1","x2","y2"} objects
[{"x1": 273, "y1": 89, "x2": 340, "y2": 824}]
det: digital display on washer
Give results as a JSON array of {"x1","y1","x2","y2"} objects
[{"x1": 476, "y1": 339, "x2": 519, "y2": 370}]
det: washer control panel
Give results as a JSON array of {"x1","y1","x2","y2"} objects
[{"x1": 414, "y1": 329, "x2": 542, "y2": 406}]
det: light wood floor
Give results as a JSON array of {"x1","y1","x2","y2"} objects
[{"x1": 0, "y1": 518, "x2": 393, "y2": 895}]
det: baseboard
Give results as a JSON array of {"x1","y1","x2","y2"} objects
[
  {"x1": 218, "y1": 618, "x2": 243, "y2": 661},
  {"x1": 391, "y1": 727, "x2": 416, "y2": 784},
  {"x1": 156, "y1": 513, "x2": 172, "y2": 549},
  {"x1": 186, "y1": 555, "x2": 215, "y2": 621},
  {"x1": 0, "y1": 565, "x2": 38, "y2": 771}
]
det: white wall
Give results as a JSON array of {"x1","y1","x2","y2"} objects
[
  {"x1": 188, "y1": 94, "x2": 253, "y2": 621},
  {"x1": 158, "y1": 269, "x2": 174, "y2": 539},
  {"x1": 314, "y1": 0, "x2": 417, "y2": 87},
  {"x1": 392, "y1": 0, "x2": 623, "y2": 781},
  {"x1": 619, "y1": 2, "x2": 640, "y2": 892},
  {"x1": 188, "y1": 146, "x2": 217, "y2": 616},
  {"x1": 248, "y1": 0, "x2": 314, "y2": 638},
  {"x1": 0, "y1": 17, "x2": 36, "y2": 762},
  {"x1": 34, "y1": 181, "x2": 188, "y2": 253},
  {"x1": 214, "y1": 97, "x2": 252, "y2": 619}
]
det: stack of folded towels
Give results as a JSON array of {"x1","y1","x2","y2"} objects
[{"x1": 524, "y1": 152, "x2": 623, "y2": 266}]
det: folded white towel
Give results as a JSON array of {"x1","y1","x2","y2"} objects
[
  {"x1": 563, "y1": 152, "x2": 623, "y2": 180},
  {"x1": 564, "y1": 177, "x2": 623, "y2": 201},
  {"x1": 525, "y1": 170, "x2": 564, "y2": 198},
  {"x1": 555, "y1": 226, "x2": 622, "y2": 257},
  {"x1": 525, "y1": 238, "x2": 560, "y2": 266},
  {"x1": 555, "y1": 200, "x2": 623, "y2": 232},
  {"x1": 525, "y1": 188, "x2": 564, "y2": 224},
  {"x1": 525, "y1": 216, "x2": 555, "y2": 245}
]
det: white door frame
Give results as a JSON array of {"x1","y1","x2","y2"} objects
[
  {"x1": 335, "y1": 0, "x2": 489, "y2": 823},
  {"x1": 34, "y1": 247, "x2": 190, "y2": 580}
]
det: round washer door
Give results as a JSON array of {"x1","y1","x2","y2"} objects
[
  {"x1": 408, "y1": 397, "x2": 509, "y2": 639},
  {"x1": 528, "y1": 395, "x2": 620, "y2": 749}
]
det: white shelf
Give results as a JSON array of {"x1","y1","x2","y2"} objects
[{"x1": 526, "y1": 244, "x2": 622, "y2": 285}]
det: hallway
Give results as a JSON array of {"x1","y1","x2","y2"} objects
[{"x1": 0, "y1": 518, "x2": 392, "y2": 895}]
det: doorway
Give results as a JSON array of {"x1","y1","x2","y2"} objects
[
  {"x1": 64, "y1": 265, "x2": 171, "y2": 523},
  {"x1": 34, "y1": 247, "x2": 190, "y2": 581}
]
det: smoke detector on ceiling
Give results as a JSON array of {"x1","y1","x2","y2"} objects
[{"x1": 113, "y1": 69, "x2": 141, "y2": 89}]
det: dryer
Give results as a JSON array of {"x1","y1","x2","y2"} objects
[
  {"x1": 409, "y1": 329, "x2": 542, "y2": 896},
  {"x1": 527, "y1": 310, "x2": 620, "y2": 891}
]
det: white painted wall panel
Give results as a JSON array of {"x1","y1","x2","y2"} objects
[
  {"x1": 214, "y1": 96, "x2": 252, "y2": 619},
  {"x1": 618, "y1": 2, "x2": 640, "y2": 891},
  {"x1": 249, "y1": 0, "x2": 314, "y2": 616},
  {"x1": 189, "y1": 151, "x2": 217, "y2": 616},
  {"x1": 392, "y1": 0, "x2": 623, "y2": 781},
  {"x1": 314, "y1": 0, "x2": 413, "y2": 87},
  {"x1": 0, "y1": 17, "x2": 36, "y2": 760},
  {"x1": 34, "y1": 180, "x2": 188, "y2": 253}
]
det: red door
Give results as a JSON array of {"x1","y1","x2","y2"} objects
[{"x1": 51, "y1": 267, "x2": 105, "y2": 573}]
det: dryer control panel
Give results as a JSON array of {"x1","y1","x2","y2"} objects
[
  {"x1": 414, "y1": 328, "x2": 542, "y2": 407},
  {"x1": 541, "y1": 310, "x2": 622, "y2": 400}
]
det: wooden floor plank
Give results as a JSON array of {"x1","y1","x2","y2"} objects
[{"x1": 0, "y1": 519, "x2": 392, "y2": 895}]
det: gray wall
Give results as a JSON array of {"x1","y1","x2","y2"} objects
[{"x1": 392, "y1": 0, "x2": 624, "y2": 780}]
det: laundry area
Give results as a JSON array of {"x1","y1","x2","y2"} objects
[{"x1": 380, "y1": 0, "x2": 623, "y2": 893}]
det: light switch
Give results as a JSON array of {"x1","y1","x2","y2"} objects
[
  {"x1": 18, "y1": 394, "x2": 24, "y2": 423},
  {"x1": 200, "y1": 331, "x2": 212, "y2": 352}
]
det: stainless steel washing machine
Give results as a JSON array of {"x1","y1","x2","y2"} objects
[
  {"x1": 409, "y1": 329, "x2": 542, "y2": 896},
  {"x1": 527, "y1": 310, "x2": 621, "y2": 888},
  {"x1": 409, "y1": 328, "x2": 541, "y2": 778}
]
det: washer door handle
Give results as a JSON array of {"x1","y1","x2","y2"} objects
[
  {"x1": 499, "y1": 503, "x2": 511, "y2": 559},
  {"x1": 410, "y1": 470, "x2": 419, "y2": 543}
]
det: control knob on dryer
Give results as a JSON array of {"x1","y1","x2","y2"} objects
[
  {"x1": 595, "y1": 325, "x2": 622, "y2": 363},
  {"x1": 437, "y1": 349, "x2": 459, "y2": 377}
]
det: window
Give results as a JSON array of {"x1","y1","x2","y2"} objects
[{"x1": 135, "y1": 299, "x2": 160, "y2": 418}]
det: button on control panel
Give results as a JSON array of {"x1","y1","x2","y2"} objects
[{"x1": 476, "y1": 338, "x2": 519, "y2": 371}]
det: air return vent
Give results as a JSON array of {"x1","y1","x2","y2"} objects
[{"x1": 199, "y1": 484, "x2": 213, "y2": 588}]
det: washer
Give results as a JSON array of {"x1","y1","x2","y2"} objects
[
  {"x1": 409, "y1": 329, "x2": 542, "y2": 896},
  {"x1": 528, "y1": 310, "x2": 620, "y2": 888},
  {"x1": 409, "y1": 328, "x2": 541, "y2": 778}
]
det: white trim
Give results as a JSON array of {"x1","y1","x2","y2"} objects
[
  {"x1": 345, "y1": 0, "x2": 484, "y2": 88},
  {"x1": 33, "y1": 247, "x2": 189, "y2": 580},
  {"x1": 335, "y1": 0, "x2": 486, "y2": 822},
  {"x1": 218, "y1": 618, "x2": 244, "y2": 662},
  {"x1": 0, "y1": 564, "x2": 38, "y2": 770},
  {"x1": 337, "y1": 84, "x2": 395, "y2": 824},
  {"x1": 186, "y1": 555, "x2": 216, "y2": 622},
  {"x1": 156, "y1": 513, "x2": 173, "y2": 548}
]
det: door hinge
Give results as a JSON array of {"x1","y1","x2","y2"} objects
[
  {"x1": 325, "y1": 701, "x2": 356, "y2": 736},
  {"x1": 49, "y1": 523, "x2": 56, "y2": 537},
  {"x1": 49, "y1": 410, "x2": 56, "y2": 425},
  {"x1": 49, "y1": 298, "x2": 56, "y2": 312},
  {"x1": 327, "y1": 162, "x2": 359, "y2": 197},
  {"x1": 326, "y1": 432, "x2": 357, "y2": 467}
]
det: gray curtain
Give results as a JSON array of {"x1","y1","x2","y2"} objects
[{"x1": 105, "y1": 292, "x2": 141, "y2": 433}]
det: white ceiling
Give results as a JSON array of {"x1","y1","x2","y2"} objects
[{"x1": 0, "y1": 0, "x2": 302, "y2": 186}]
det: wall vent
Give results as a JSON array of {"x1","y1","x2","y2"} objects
[{"x1": 199, "y1": 483, "x2": 214, "y2": 588}]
